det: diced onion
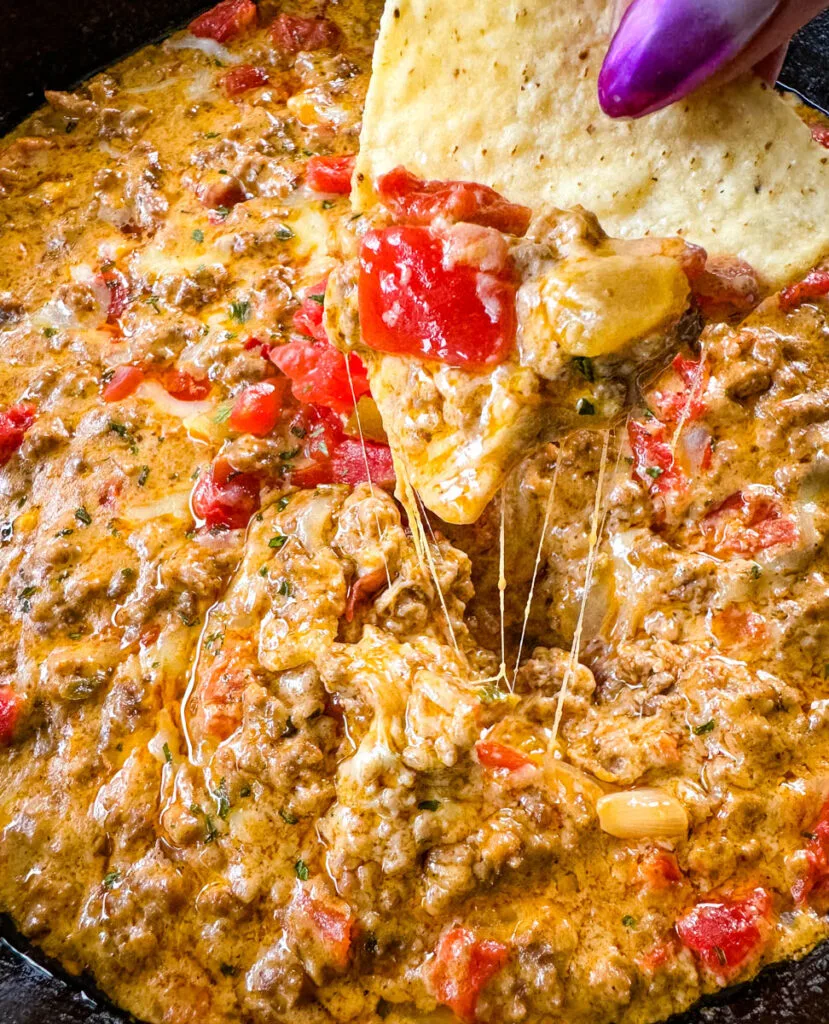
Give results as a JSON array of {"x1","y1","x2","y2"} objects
[
  {"x1": 596, "y1": 787, "x2": 688, "y2": 839},
  {"x1": 126, "y1": 491, "x2": 193, "y2": 523},
  {"x1": 138, "y1": 380, "x2": 213, "y2": 419},
  {"x1": 167, "y1": 34, "x2": 242, "y2": 64}
]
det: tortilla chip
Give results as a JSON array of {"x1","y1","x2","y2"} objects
[{"x1": 355, "y1": 0, "x2": 829, "y2": 287}]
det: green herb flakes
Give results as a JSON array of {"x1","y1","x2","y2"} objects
[
  {"x1": 576, "y1": 398, "x2": 596, "y2": 416},
  {"x1": 269, "y1": 534, "x2": 288, "y2": 549},
  {"x1": 137, "y1": 465, "x2": 150, "y2": 487},
  {"x1": 294, "y1": 858, "x2": 310, "y2": 881},
  {"x1": 572, "y1": 356, "x2": 595, "y2": 382},
  {"x1": 621, "y1": 915, "x2": 636, "y2": 928},
  {"x1": 275, "y1": 225, "x2": 294, "y2": 241},
  {"x1": 278, "y1": 579, "x2": 291, "y2": 597},
  {"x1": 214, "y1": 778, "x2": 230, "y2": 820},
  {"x1": 693, "y1": 719, "x2": 715, "y2": 736},
  {"x1": 192, "y1": 228, "x2": 205, "y2": 243},
  {"x1": 75, "y1": 507, "x2": 92, "y2": 526},
  {"x1": 230, "y1": 300, "x2": 251, "y2": 324},
  {"x1": 418, "y1": 800, "x2": 440, "y2": 812},
  {"x1": 103, "y1": 870, "x2": 120, "y2": 890},
  {"x1": 279, "y1": 808, "x2": 299, "y2": 825},
  {"x1": 645, "y1": 466, "x2": 664, "y2": 479},
  {"x1": 162, "y1": 742, "x2": 173, "y2": 764}
]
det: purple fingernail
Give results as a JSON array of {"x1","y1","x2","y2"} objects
[{"x1": 598, "y1": 0, "x2": 780, "y2": 118}]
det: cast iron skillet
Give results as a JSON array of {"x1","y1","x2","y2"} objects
[{"x1": 1, "y1": 4, "x2": 829, "y2": 1022}]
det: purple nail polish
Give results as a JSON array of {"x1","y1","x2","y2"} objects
[{"x1": 598, "y1": 0, "x2": 780, "y2": 118}]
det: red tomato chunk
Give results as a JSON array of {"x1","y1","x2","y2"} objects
[
  {"x1": 701, "y1": 489, "x2": 798, "y2": 558},
  {"x1": 676, "y1": 888, "x2": 772, "y2": 980},
  {"x1": 271, "y1": 337, "x2": 369, "y2": 413},
  {"x1": 229, "y1": 378, "x2": 286, "y2": 436},
  {"x1": 649, "y1": 354, "x2": 708, "y2": 424},
  {"x1": 0, "y1": 402, "x2": 36, "y2": 466},
  {"x1": 475, "y1": 740, "x2": 531, "y2": 771},
  {"x1": 103, "y1": 365, "x2": 144, "y2": 402},
  {"x1": 427, "y1": 926, "x2": 509, "y2": 1024},
  {"x1": 628, "y1": 419, "x2": 684, "y2": 495},
  {"x1": 779, "y1": 269, "x2": 829, "y2": 312},
  {"x1": 99, "y1": 268, "x2": 130, "y2": 322},
  {"x1": 686, "y1": 255, "x2": 761, "y2": 318},
  {"x1": 377, "y1": 166, "x2": 532, "y2": 236},
  {"x1": 0, "y1": 686, "x2": 22, "y2": 745},
  {"x1": 162, "y1": 369, "x2": 212, "y2": 401},
  {"x1": 358, "y1": 225, "x2": 517, "y2": 368},
  {"x1": 345, "y1": 566, "x2": 388, "y2": 622},
  {"x1": 793, "y1": 799, "x2": 829, "y2": 908},
  {"x1": 292, "y1": 891, "x2": 353, "y2": 969},
  {"x1": 270, "y1": 13, "x2": 341, "y2": 53},
  {"x1": 221, "y1": 64, "x2": 269, "y2": 96},
  {"x1": 189, "y1": 0, "x2": 256, "y2": 42},
  {"x1": 331, "y1": 438, "x2": 395, "y2": 487},
  {"x1": 306, "y1": 154, "x2": 355, "y2": 194},
  {"x1": 291, "y1": 278, "x2": 329, "y2": 342},
  {"x1": 810, "y1": 122, "x2": 829, "y2": 149},
  {"x1": 192, "y1": 457, "x2": 260, "y2": 529}
]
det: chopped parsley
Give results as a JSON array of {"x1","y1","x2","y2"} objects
[
  {"x1": 179, "y1": 612, "x2": 201, "y2": 627},
  {"x1": 321, "y1": 199, "x2": 335, "y2": 210},
  {"x1": 576, "y1": 398, "x2": 595, "y2": 416},
  {"x1": 418, "y1": 800, "x2": 440, "y2": 812},
  {"x1": 204, "y1": 814, "x2": 219, "y2": 843},
  {"x1": 275, "y1": 225, "x2": 294, "y2": 241},
  {"x1": 162, "y1": 742, "x2": 173, "y2": 764},
  {"x1": 103, "y1": 870, "x2": 120, "y2": 890},
  {"x1": 239, "y1": 784, "x2": 252, "y2": 798},
  {"x1": 572, "y1": 356, "x2": 594, "y2": 382},
  {"x1": 75, "y1": 507, "x2": 92, "y2": 526},
  {"x1": 67, "y1": 631, "x2": 83, "y2": 641},
  {"x1": 294, "y1": 858, "x2": 310, "y2": 881},
  {"x1": 192, "y1": 228, "x2": 205, "y2": 243},
  {"x1": 213, "y1": 404, "x2": 232, "y2": 424},
  {"x1": 43, "y1": 326, "x2": 58, "y2": 338},
  {"x1": 214, "y1": 778, "x2": 230, "y2": 820},
  {"x1": 145, "y1": 295, "x2": 161, "y2": 311},
  {"x1": 214, "y1": 205, "x2": 230, "y2": 220},
  {"x1": 109, "y1": 421, "x2": 138, "y2": 454},
  {"x1": 279, "y1": 447, "x2": 300, "y2": 460},
  {"x1": 645, "y1": 466, "x2": 664, "y2": 479},
  {"x1": 478, "y1": 682, "x2": 507, "y2": 704},
  {"x1": 205, "y1": 631, "x2": 225, "y2": 648},
  {"x1": 308, "y1": 292, "x2": 325, "y2": 305},
  {"x1": 275, "y1": 494, "x2": 293, "y2": 511},
  {"x1": 750, "y1": 563, "x2": 762, "y2": 580},
  {"x1": 621, "y1": 915, "x2": 636, "y2": 928},
  {"x1": 219, "y1": 963, "x2": 238, "y2": 977},
  {"x1": 204, "y1": 130, "x2": 221, "y2": 139},
  {"x1": 137, "y1": 465, "x2": 150, "y2": 487},
  {"x1": 290, "y1": 425, "x2": 307, "y2": 438},
  {"x1": 694, "y1": 719, "x2": 715, "y2": 736},
  {"x1": 279, "y1": 808, "x2": 299, "y2": 825},
  {"x1": 269, "y1": 534, "x2": 288, "y2": 549},
  {"x1": 19, "y1": 585, "x2": 38, "y2": 599},
  {"x1": 278, "y1": 579, "x2": 291, "y2": 597},
  {"x1": 229, "y1": 300, "x2": 251, "y2": 324},
  {"x1": 259, "y1": 565, "x2": 269, "y2": 577}
]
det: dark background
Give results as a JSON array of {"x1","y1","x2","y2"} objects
[{"x1": 2, "y1": 3, "x2": 829, "y2": 1023}]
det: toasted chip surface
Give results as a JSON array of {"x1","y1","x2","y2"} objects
[{"x1": 355, "y1": 0, "x2": 829, "y2": 287}]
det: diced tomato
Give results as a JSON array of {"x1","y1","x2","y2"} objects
[
  {"x1": 475, "y1": 741, "x2": 532, "y2": 772},
  {"x1": 103, "y1": 365, "x2": 144, "y2": 402},
  {"x1": 292, "y1": 890, "x2": 353, "y2": 969},
  {"x1": 189, "y1": 0, "x2": 256, "y2": 42},
  {"x1": 331, "y1": 438, "x2": 395, "y2": 487},
  {"x1": 376, "y1": 166, "x2": 532, "y2": 237},
  {"x1": 199, "y1": 637, "x2": 257, "y2": 741},
  {"x1": 359, "y1": 225, "x2": 517, "y2": 368},
  {"x1": 628, "y1": 419, "x2": 684, "y2": 495},
  {"x1": 0, "y1": 402, "x2": 36, "y2": 466},
  {"x1": 284, "y1": 404, "x2": 342, "y2": 487},
  {"x1": 345, "y1": 566, "x2": 389, "y2": 622},
  {"x1": 711, "y1": 604, "x2": 768, "y2": 648},
  {"x1": 229, "y1": 377, "x2": 286, "y2": 436},
  {"x1": 0, "y1": 686, "x2": 22, "y2": 745},
  {"x1": 271, "y1": 337, "x2": 370, "y2": 414},
  {"x1": 221, "y1": 63, "x2": 269, "y2": 96},
  {"x1": 199, "y1": 176, "x2": 247, "y2": 212},
  {"x1": 161, "y1": 369, "x2": 212, "y2": 401},
  {"x1": 426, "y1": 927, "x2": 509, "y2": 1024},
  {"x1": 792, "y1": 799, "x2": 829, "y2": 908},
  {"x1": 291, "y1": 277, "x2": 329, "y2": 342},
  {"x1": 779, "y1": 269, "x2": 829, "y2": 312},
  {"x1": 810, "y1": 122, "x2": 829, "y2": 149},
  {"x1": 636, "y1": 940, "x2": 677, "y2": 975},
  {"x1": 99, "y1": 475, "x2": 124, "y2": 507},
  {"x1": 638, "y1": 850, "x2": 683, "y2": 891},
  {"x1": 701, "y1": 489, "x2": 798, "y2": 558},
  {"x1": 99, "y1": 268, "x2": 130, "y2": 322},
  {"x1": 675, "y1": 888, "x2": 772, "y2": 980},
  {"x1": 305, "y1": 154, "x2": 355, "y2": 194},
  {"x1": 686, "y1": 255, "x2": 761, "y2": 318},
  {"x1": 269, "y1": 13, "x2": 341, "y2": 53},
  {"x1": 192, "y1": 457, "x2": 260, "y2": 529},
  {"x1": 649, "y1": 354, "x2": 708, "y2": 424},
  {"x1": 244, "y1": 335, "x2": 271, "y2": 357}
]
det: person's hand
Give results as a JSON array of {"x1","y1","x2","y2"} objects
[{"x1": 599, "y1": 0, "x2": 829, "y2": 118}]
